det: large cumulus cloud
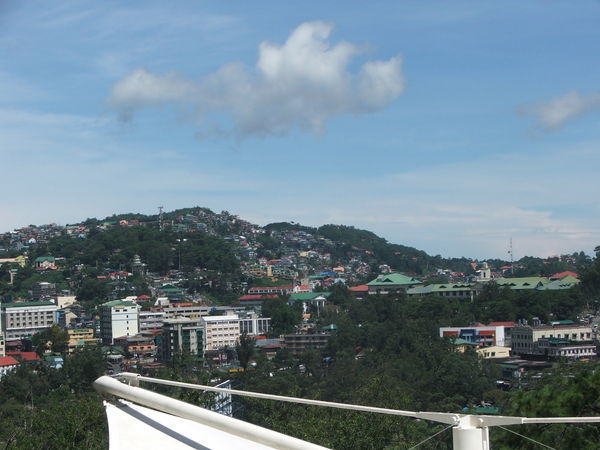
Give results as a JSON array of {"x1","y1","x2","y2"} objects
[{"x1": 107, "y1": 21, "x2": 404, "y2": 138}]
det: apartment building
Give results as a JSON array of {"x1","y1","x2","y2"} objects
[
  {"x1": 201, "y1": 314, "x2": 240, "y2": 351},
  {"x1": 1, "y1": 301, "x2": 58, "y2": 341},
  {"x1": 139, "y1": 310, "x2": 166, "y2": 333},
  {"x1": 160, "y1": 317, "x2": 204, "y2": 362},
  {"x1": 67, "y1": 328, "x2": 101, "y2": 353},
  {"x1": 283, "y1": 332, "x2": 331, "y2": 355},
  {"x1": 100, "y1": 300, "x2": 140, "y2": 345},
  {"x1": 163, "y1": 303, "x2": 211, "y2": 320}
]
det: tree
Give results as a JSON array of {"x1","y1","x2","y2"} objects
[
  {"x1": 495, "y1": 362, "x2": 600, "y2": 449},
  {"x1": 31, "y1": 324, "x2": 69, "y2": 355},
  {"x1": 262, "y1": 297, "x2": 302, "y2": 336},
  {"x1": 236, "y1": 333, "x2": 255, "y2": 370}
]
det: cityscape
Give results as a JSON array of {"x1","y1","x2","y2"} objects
[
  {"x1": 2, "y1": 1, "x2": 600, "y2": 448},
  {"x1": 0, "y1": 207, "x2": 599, "y2": 448}
]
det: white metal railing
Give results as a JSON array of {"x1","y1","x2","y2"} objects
[
  {"x1": 93, "y1": 375, "x2": 327, "y2": 450},
  {"x1": 95, "y1": 372, "x2": 600, "y2": 450}
]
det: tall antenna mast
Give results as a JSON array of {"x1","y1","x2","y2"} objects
[
  {"x1": 508, "y1": 237, "x2": 514, "y2": 276},
  {"x1": 158, "y1": 206, "x2": 164, "y2": 231}
]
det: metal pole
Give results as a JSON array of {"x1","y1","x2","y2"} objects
[{"x1": 452, "y1": 416, "x2": 490, "y2": 450}]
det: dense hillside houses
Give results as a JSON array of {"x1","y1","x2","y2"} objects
[{"x1": 0, "y1": 206, "x2": 597, "y2": 419}]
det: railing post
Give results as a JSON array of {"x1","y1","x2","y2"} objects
[{"x1": 452, "y1": 416, "x2": 490, "y2": 450}]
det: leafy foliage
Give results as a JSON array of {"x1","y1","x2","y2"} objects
[{"x1": 0, "y1": 348, "x2": 107, "y2": 449}]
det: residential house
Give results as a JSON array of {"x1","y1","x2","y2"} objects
[
  {"x1": 0, "y1": 356, "x2": 19, "y2": 378},
  {"x1": 34, "y1": 256, "x2": 57, "y2": 271}
]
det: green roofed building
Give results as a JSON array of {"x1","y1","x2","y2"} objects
[
  {"x1": 494, "y1": 277, "x2": 548, "y2": 291},
  {"x1": 407, "y1": 283, "x2": 479, "y2": 300},
  {"x1": 288, "y1": 292, "x2": 331, "y2": 314},
  {"x1": 366, "y1": 273, "x2": 422, "y2": 295},
  {"x1": 537, "y1": 275, "x2": 580, "y2": 291}
]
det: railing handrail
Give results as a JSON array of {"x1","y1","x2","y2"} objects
[{"x1": 93, "y1": 375, "x2": 328, "y2": 450}]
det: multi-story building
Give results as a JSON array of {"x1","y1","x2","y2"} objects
[
  {"x1": 160, "y1": 317, "x2": 204, "y2": 362},
  {"x1": 238, "y1": 312, "x2": 271, "y2": 336},
  {"x1": 536, "y1": 338, "x2": 596, "y2": 359},
  {"x1": 1, "y1": 301, "x2": 58, "y2": 341},
  {"x1": 114, "y1": 335, "x2": 156, "y2": 357},
  {"x1": 511, "y1": 323, "x2": 594, "y2": 357},
  {"x1": 163, "y1": 303, "x2": 210, "y2": 320},
  {"x1": 440, "y1": 323, "x2": 514, "y2": 347},
  {"x1": 99, "y1": 300, "x2": 140, "y2": 345},
  {"x1": 139, "y1": 310, "x2": 166, "y2": 333},
  {"x1": 201, "y1": 314, "x2": 240, "y2": 352},
  {"x1": 283, "y1": 332, "x2": 331, "y2": 354},
  {"x1": 247, "y1": 285, "x2": 294, "y2": 296},
  {"x1": 66, "y1": 328, "x2": 101, "y2": 353},
  {"x1": 31, "y1": 282, "x2": 56, "y2": 301}
]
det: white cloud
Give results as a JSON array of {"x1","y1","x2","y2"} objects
[
  {"x1": 107, "y1": 21, "x2": 404, "y2": 138},
  {"x1": 241, "y1": 145, "x2": 600, "y2": 259},
  {"x1": 520, "y1": 91, "x2": 600, "y2": 131}
]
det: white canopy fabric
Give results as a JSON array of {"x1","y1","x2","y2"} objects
[{"x1": 104, "y1": 400, "x2": 276, "y2": 450}]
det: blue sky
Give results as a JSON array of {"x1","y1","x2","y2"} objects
[{"x1": 1, "y1": 1, "x2": 600, "y2": 259}]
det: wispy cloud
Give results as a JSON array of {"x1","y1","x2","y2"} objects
[
  {"x1": 242, "y1": 144, "x2": 600, "y2": 259},
  {"x1": 519, "y1": 91, "x2": 600, "y2": 131},
  {"x1": 107, "y1": 21, "x2": 404, "y2": 139}
]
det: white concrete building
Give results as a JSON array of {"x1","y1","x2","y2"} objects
[
  {"x1": 1, "y1": 301, "x2": 58, "y2": 341},
  {"x1": 239, "y1": 312, "x2": 271, "y2": 337},
  {"x1": 512, "y1": 323, "x2": 593, "y2": 356},
  {"x1": 100, "y1": 300, "x2": 140, "y2": 345},
  {"x1": 439, "y1": 324, "x2": 512, "y2": 347},
  {"x1": 201, "y1": 314, "x2": 240, "y2": 352}
]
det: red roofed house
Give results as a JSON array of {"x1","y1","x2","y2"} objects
[
  {"x1": 239, "y1": 294, "x2": 278, "y2": 307},
  {"x1": 550, "y1": 271, "x2": 579, "y2": 280},
  {"x1": 7, "y1": 351, "x2": 41, "y2": 362},
  {"x1": 349, "y1": 284, "x2": 369, "y2": 300},
  {"x1": 0, "y1": 356, "x2": 20, "y2": 377}
]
